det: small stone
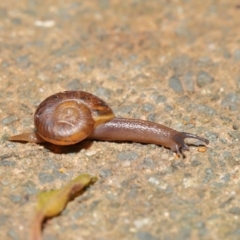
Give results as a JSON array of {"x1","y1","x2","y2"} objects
[
  {"x1": 229, "y1": 207, "x2": 240, "y2": 215},
  {"x1": 95, "y1": 87, "x2": 111, "y2": 99},
  {"x1": 221, "y1": 92, "x2": 240, "y2": 110},
  {"x1": 196, "y1": 71, "x2": 214, "y2": 87},
  {"x1": 233, "y1": 49, "x2": 240, "y2": 61},
  {"x1": 182, "y1": 72, "x2": 195, "y2": 92},
  {"x1": 38, "y1": 172, "x2": 55, "y2": 184},
  {"x1": 1, "y1": 115, "x2": 19, "y2": 125},
  {"x1": 66, "y1": 79, "x2": 81, "y2": 90},
  {"x1": 16, "y1": 55, "x2": 30, "y2": 69},
  {"x1": 197, "y1": 56, "x2": 212, "y2": 67},
  {"x1": 136, "y1": 231, "x2": 158, "y2": 240},
  {"x1": 142, "y1": 158, "x2": 155, "y2": 168},
  {"x1": 228, "y1": 130, "x2": 240, "y2": 140},
  {"x1": 0, "y1": 214, "x2": 8, "y2": 226},
  {"x1": 168, "y1": 75, "x2": 183, "y2": 93},
  {"x1": 0, "y1": 160, "x2": 16, "y2": 167},
  {"x1": 142, "y1": 103, "x2": 155, "y2": 112},
  {"x1": 117, "y1": 151, "x2": 139, "y2": 161},
  {"x1": 191, "y1": 160, "x2": 202, "y2": 167},
  {"x1": 9, "y1": 194, "x2": 22, "y2": 204},
  {"x1": 99, "y1": 169, "x2": 112, "y2": 178},
  {"x1": 169, "y1": 55, "x2": 191, "y2": 74}
]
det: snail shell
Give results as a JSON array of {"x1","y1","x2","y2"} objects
[{"x1": 34, "y1": 91, "x2": 115, "y2": 145}]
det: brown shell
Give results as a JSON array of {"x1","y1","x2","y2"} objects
[{"x1": 34, "y1": 91, "x2": 115, "y2": 145}]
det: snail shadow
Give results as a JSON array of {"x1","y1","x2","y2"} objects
[
  {"x1": 42, "y1": 141, "x2": 204, "y2": 156},
  {"x1": 39, "y1": 140, "x2": 93, "y2": 154}
]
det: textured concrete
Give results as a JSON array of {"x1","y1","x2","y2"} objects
[{"x1": 0, "y1": 1, "x2": 240, "y2": 240}]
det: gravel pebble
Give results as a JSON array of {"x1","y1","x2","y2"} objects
[
  {"x1": 229, "y1": 207, "x2": 240, "y2": 215},
  {"x1": 1, "y1": 115, "x2": 19, "y2": 125},
  {"x1": 95, "y1": 87, "x2": 112, "y2": 99},
  {"x1": 182, "y1": 72, "x2": 195, "y2": 92},
  {"x1": 197, "y1": 56, "x2": 212, "y2": 67},
  {"x1": 236, "y1": 75, "x2": 240, "y2": 89},
  {"x1": 136, "y1": 231, "x2": 158, "y2": 240},
  {"x1": 142, "y1": 158, "x2": 155, "y2": 168},
  {"x1": 169, "y1": 55, "x2": 191, "y2": 75},
  {"x1": 147, "y1": 113, "x2": 156, "y2": 122},
  {"x1": 38, "y1": 172, "x2": 55, "y2": 184},
  {"x1": 221, "y1": 92, "x2": 240, "y2": 111},
  {"x1": 53, "y1": 62, "x2": 65, "y2": 72},
  {"x1": 168, "y1": 75, "x2": 183, "y2": 93},
  {"x1": 9, "y1": 194, "x2": 22, "y2": 204},
  {"x1": 22, "y1": 181, "x2": 38, "y2": 195},
  {"x1": 0, "y1": 160, "x2": 16, "y2": 167},
  {"x1": 203, "y1": 168, "x2": 214, "y2": 183},
  {"x1": 151, "y1": 94, "x2": 166, "y2": 104},
  {"x1": 191, "y1": 160, "x2": 202, "y2": 167},
  {"x1": 164, "y1": 104, "x2": 174, "y2": 112},
  {"x1": 66, "y1": 79, "x2": 82, "y2": 90},
  {"x1": 187, "y1": 103, "x2": 217, "y2": 116},
  {"x1": 117, "y1": 150, "x2": 139, "y2": 161},
  {"x1": 205, "y1": 131, "x2": 218, "y2": 142},
  {"x1": 0, "y1": 214, "x2": 8, "y2": 226},
  {"x1": 196, "y1": 71, "x2": 214, "y2": 87},
  {"x1": 228, "y1": 130, "x2": 240, "y2": 140},
  {"x1": 16, "y1": 55, "x2": 30, "y2": 69},
  {"x1": 233, "y1": 49, "x2": 240, "y2": 61},
  {"x1": 7, "y1": 229, "x2": 19, "y2": 240},
  {"x1": 99, "y1": 168, "x2": 112, "y2": 178},
  {"x1": 142, "y1": 103, "x2": 155, "y2": 112}
]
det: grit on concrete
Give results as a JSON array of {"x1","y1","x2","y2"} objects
[{"x1": 0, "y1": 1, "x2": 240, "y2": 240}]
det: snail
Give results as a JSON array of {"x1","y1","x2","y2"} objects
[{"x1": 9, "y1": 91, "x2": 209, "y2": 156}]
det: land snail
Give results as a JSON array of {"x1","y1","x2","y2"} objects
[{"x1": 9, "y1": 91, "x2": 209, "y2": 156}]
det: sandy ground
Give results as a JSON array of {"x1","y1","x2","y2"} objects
[{"x1": 0, "y1": 0, "x2": 240, "y2": 239}]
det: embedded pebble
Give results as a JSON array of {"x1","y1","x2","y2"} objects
[
  {"x1": 95, "y1": 87, "x2": 112, "y2": 99},
  {"x1": 136, "y1": 231, "x2": 158, "y2": 240},
  {"x1": 164, "y1": 104, "x2": 174, "y2": 113},
  {"x1": 147, "y1": 113, "x2": 156, "y2": 122},
  {"x1": 9, "y1": 194, "x2": 22, "y2": 204},
  {"x1": 0, "y1": 214, "x2": 8, "y2": 226},
  {"x1": 151, "y1": 94, "x2": 166, "y2": 104},
  {"x1": 169, "y1": 55, "x2": 191, "y2": 75},
  {"x1": 197, "y1": 56, "x2": 212, "y2": 67},
  {"x1": 221, "y1": 92, "x2": 240, "y2": 111},
  {"x1": 99, "y1": 169, "x2": 112, "y2": 178},
  {"x1": 66, "y1": 79, "x2": 82, "y2": 90},
  {"x1": 22, "y1": 181, "x2": 38, "y2": 195},
  {"x1": 233, "y1": 49, "x2": 240, "y2": 61},
  {"x1": 229, "y1": 207, "x2": 240, "y2": 215},
  {"x1": 142, "y1": 103, "x2": 155, "y2": 112},
  {"x1": 1, "y1": 115, "x2": 19, "y2": 125},
  {"x1": 0, "y1": 160, "x2": 16, "y2": 167},
  {"x1": 182, "y1": 72, "x2": 195, "y2": 92},
  {"x1": 228, "y1": 130, "x2": 240, "y2": 140},
  {"x1": 196, "y1": 71, "x2": 214, "y2": 87},
  {"x1": 191, "y1": 160, "x2": 202, "y2": 167},
  {"x1": 38, "y1": 172, "x2": 55, "y2": 184},
  {"x1": 53, "y1": 62, "x2": 65, "y2": 72},
  {"x1": 168, "y1": 75, "x2": 183, "y2": 93},
  {"x1": 16, "y1": 55, "x2": 30, "y2": 69},
  {"x1": 236, "y1": 75, "x2": 240, "y2": 89},
  {"x1": 117, "y1": 151, "x2": 139, "y2": 161},
  {"x1": 141, "y1": 158, "x2": 155, "y2": 168},
  {"x1": 203, "y1": 168, "x2": 214, "y2": 183},
  {"x1": 187, "y1": 103, "x2": 216, "y2": 116}
]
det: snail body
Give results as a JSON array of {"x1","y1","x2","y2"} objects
[{"x1": 9, "y1": 91, "x2": 209, "y2": 155}]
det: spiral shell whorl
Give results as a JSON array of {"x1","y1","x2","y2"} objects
[{"x1": 34, "y1": 91, "x2": 115, "y2": 145}]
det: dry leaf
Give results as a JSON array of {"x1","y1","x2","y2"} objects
[{"x1": 30, "y1": 173, "x2": 97, "y2": 240}]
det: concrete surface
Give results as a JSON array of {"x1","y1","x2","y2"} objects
[{"x1": 0, "y1": 0, "x2": 240, "y2": 240}]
